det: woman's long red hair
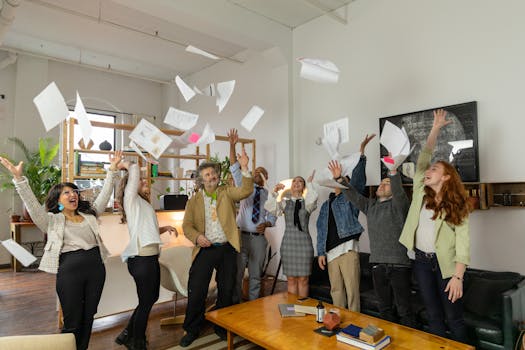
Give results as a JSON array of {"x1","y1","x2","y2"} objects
[{"x1": 424, "y1": 161, "x2": 472, "y2": 226}]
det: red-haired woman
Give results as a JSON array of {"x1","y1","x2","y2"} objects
[{"x1": 399, "y1": 109, "x2": 471, "y2": 343}]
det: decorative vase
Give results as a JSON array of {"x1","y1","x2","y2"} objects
[
  {"x1": 10, "y1": 215, "x2": 21, "y2": 223},
  {"x1": 99, "y1": 140, "x2": 112, "y2": 151}
]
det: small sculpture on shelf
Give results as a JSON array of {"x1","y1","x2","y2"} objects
[
  {"x1": 78, "y1": 138, "x2": 94, "y2": 150},
  {"x1": 99, "y1": 140, "x2": 112, "y2": 151}
]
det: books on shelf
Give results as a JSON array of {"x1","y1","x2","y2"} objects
[
  {"x1": 336, "y1": 324, "x2": 391, "y2": 350},
  {"x1": 74, "y1": 152, "x2": 107, "y2": 176}
]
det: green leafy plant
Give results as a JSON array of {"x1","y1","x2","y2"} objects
[
  {"x1": 0, "y1": 137, "x2": 62, "y2": 204},
  {"x1": 209, "y1": 154, "x2": 232, "y2": 186}
]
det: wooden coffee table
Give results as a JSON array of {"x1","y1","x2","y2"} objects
[{"x1": 206, "y1": 292, "x2": 475, "y2": 350}]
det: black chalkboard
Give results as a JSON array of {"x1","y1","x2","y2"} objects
[{"x1": 379, "y1": 101, "x2": 479, "y2": 183}]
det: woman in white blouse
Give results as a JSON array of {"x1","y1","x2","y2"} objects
[
  {"x1": 114, "y1": 160, "x2": 177, "y2": 350},
  {"x1": 0, "y1": 151, "x2": 122, "y2": 350},
  {"x1": 264, "y1": 172, "x2": 318, "y2": 297}
]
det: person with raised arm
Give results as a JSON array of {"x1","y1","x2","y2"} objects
[
  {"x1": 114, "y1": 159, "x2": 178, "y2": 350},
  {"x1": 335, "y1": 136, "x2": 416, "y2": 327},
  {"x1": 0, "y1": 151, "x2": 122, "y2": 350},
  {"x1": 227, "y1": 129, "x2": 276, "y2": 303},
  {"x1": 399, "y1": 109, "x2": 471, "y2": 342},
  {"x1": 316, "y1": 134, "x2": 374, "y2": 311},
  {"x1": 179, "y1": 147, "x2": 253, "y2": 347},
  {"x1": 264, "y1": 170, "x2": 318, "y2": 298}
]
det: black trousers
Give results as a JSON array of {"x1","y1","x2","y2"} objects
[
  {"x1": 56, "y1": 247, "x2": 106, "y2": 350},
  {"x1": 125, "y1": 255, "x2": 160, "y2": 340},
  {"x1": 413, "y1": 249, "x2": 468, "y2": 343},
  {"x1": 372, "y1": 263, "x2": 416, "y2": 327},
  {"x1": 183, "y1": 243, "x2": 237, "y2": 335}
]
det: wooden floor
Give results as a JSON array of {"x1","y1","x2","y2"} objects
[{"x1": 0, "y1": 268, "x2": 287, "y2": 349}]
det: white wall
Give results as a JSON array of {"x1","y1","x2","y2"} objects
[
  {"x1": 292, "y1": 0, "x2": 525, "y2": 274},
  {"x1": 179, "y1": 48, "x2": 291, "y2": 278}
]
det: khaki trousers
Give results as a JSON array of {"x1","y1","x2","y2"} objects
[{"x1": 327, "y1": 249, "x2": 360, "y2": 311}]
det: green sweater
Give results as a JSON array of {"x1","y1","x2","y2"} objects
[{"x1": 398, "y1": 147, "x2": 470, "y2": 279}]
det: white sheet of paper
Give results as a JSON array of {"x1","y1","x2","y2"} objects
[
  {"x1": 321, "y1": 126, "x2": 341, "y2": 160},
  {"x1": 1, "y1": 239, "x2": 37, "y2": 267},
  {"x1": 317, "y1": 178, "x2": 348, "y2": 189},
  {"x1": 194, "y1": 83, "x2": 216, "y2": 97},
  {"x1": 216, "y1": 80, "x2": 235, "y2": 113},
  {"x1": 33, "y1": 81, "x2": 70, "y2": 131},
  {"x1": 240, "y1": 105, "x2": 264, "y2": 132},
  {"x1": 380, "y1": 121, "x2": 411, "y2": 156},
  {"x1": 163, "y1": 107, "x2": 199, "y2": 131},
  {"x1": 298, "y1": 58, "x2": 340, "y2": 83},
  {"x1": 185, "y1": 45, "x2": 219, "y2": 60},
  {"x1": 129, "y1": 119, "x2": 172, "y2": 159},
  {"x1": 74, "y1": 92, "x2": 93, "y2": 145},
  {"x1": 340, "y1": 152, "x2": 361, "y2": 177},
  {"x1": 195, "y1": 123, "x2": 215, "y2": 146},
  {"x1": 324, "y1": 117, "x2": 349, "y2": 144},
  {"x1": 175, "y1": 75, "x2": 196, "y2": 102}
]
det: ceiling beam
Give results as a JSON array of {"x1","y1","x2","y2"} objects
[{"x1": 301, "y1": 0, "x2": 348, "y2": 25}]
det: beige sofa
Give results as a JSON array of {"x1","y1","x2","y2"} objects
[{"x1": 0, "y1": 333, "x2": 76, "y2": 350}]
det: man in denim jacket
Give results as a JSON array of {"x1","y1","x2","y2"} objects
[{"x1": 316, "y1": 135, "x2": 374, "y2": 311}]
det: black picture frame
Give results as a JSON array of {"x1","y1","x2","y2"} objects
[{"x1": 379, "y1": 101, "x2": 479, "y2": 183}]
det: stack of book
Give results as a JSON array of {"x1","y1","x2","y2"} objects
[
  {"x1": 336, "y1": 324, "x2": 391, "y2": 350},
  {"x1": 78, "y1": 161, "x2": 106, "y2": 177}
]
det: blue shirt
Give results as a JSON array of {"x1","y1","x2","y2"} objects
[{"x1": 230, "y1": 162, "x2": 276, "y2": 232}]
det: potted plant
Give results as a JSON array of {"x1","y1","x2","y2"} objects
[{"x1": 0, "y1": 137, "x2": 62, "y2": 220}]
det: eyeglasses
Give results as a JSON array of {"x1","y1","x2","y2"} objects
[{"x1": 61, "y1": 189, "x2": 80, "y2": 197}]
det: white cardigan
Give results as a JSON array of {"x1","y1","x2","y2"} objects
[{"x1": 14, "y1": 171, "x2": 118, "y2": 273}]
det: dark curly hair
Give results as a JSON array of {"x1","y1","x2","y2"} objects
[{"x1": 45, "y1": 182, "x2": 97, "y2": 217}]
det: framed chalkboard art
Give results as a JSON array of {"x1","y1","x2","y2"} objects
[{"x1": 379, "y1": 101, "x2": 479, "y2": 183}]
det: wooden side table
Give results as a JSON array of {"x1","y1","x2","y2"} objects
[{"x1": 9, "y1": 221, "x2": 40, "y2": 272}]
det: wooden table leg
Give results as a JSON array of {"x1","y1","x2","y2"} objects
[
  {"x1": 10, "y1": 224, "x2": 21, "y2": 272},
  {"x1": 227, "y1": 330, "x2": 234, "y2": 350}
]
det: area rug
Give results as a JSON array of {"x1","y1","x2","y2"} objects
[{"x1": 168, "y1": 333, "x2": 262, "y2": 350}]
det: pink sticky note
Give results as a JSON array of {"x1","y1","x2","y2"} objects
[
  {"x1": 189, "y1": 132, "x2": 200, "y2": 143},
  {"x1": 383, "y1": 157, "x2": 395, "y2": 164}
]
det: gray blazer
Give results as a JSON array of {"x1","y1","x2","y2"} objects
[{"x1": 14, "y1": 171, "x2": 118, "y2": 273}]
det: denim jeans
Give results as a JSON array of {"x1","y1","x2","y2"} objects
[
  {"x1": 413, "y1": 249, "x2": 468, "y2": 343},
  {"x1": 372, "y1": 263, "x2": 416, "y2": 327}
]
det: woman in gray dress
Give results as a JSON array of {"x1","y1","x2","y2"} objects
[{"x1": 265, "y1": 172, "x2": 318, "y2": 297}]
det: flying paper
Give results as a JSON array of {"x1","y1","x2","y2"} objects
[
  {"x1": 298, "y1": 58, "x2": 340, "y2": 84},
  {"x1": 324, "y1": 117, "x2": 349, "y2": 144},
  {"x1": 380, "y1": 121, "x2": 413, "y2": 170},
  {"x1": 185, "y1": 45, "x2": 219, "y2": 60},
  {"x1": 1, "y1": 239, "x2": 37, "y2": 267},
  {"x1": 171, "y1": 130, "x2": 193, "y2": 149},
  {"x1": 194, "y1": 83, "x2": 216, "y2": 97},
  {"x1": 188, "y1": 132, "x2": 200, "y2": 144},
  {"x1": 240, "y1": 105, "x2": 264, "y2": 132},
  {"x1": 175, "y1": 76, "x2": 196, "y2": 102},
  {"x1": 340, "y1": 152, "x2": 362, "y2": 177},
  {"x1": 195, "y1": 123, "x2": 215, "y2": 146},
  {"x1": 321, "y1": 127, "x2": 341, "y2": 160},
  {"x1": 163, "y1": 107, "x2": 198, "y2": 131},
  {"x1": 317, "y1": 178, "x2": 348, "y2": 189},
  {"x1": 129, "y1": 119, "x2": 172, "y2": 159},
  {"x1": 216, "y1": 80, "x2": 235, "y2": 113},
  {"x1": 73, "y1": 92, "x2": 93, "y2": 145},
  {"x1": 33, "y1": 81, "x2": 70, "y2": 131}
]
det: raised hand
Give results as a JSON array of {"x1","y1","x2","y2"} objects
[
  {"x1": 273, "y1": 183, "x2": 285, "y2": 193},
  {"x1": 109, "y1": 150, "x2": 123, "y2": 171},
  {"x1": 328, "y1": 160, "x2": 342, "y2": 179},
  {"x1": 360, "y1": 133, "x2": 376, "y2": 154},
  {"x1": 227, "y1": 128, "x2": 238, "y2": 145},
  {"x1": 117, "y1": 159, "x2": 132, "y2": 170},
  {"x1": 306, "y1": 169, "x2": 316, "y2": 183},
  {"x1": 433, "y1": 109, "x2": 452, "y2": 130},
  {"x1": 237, "y1": 146, "x2": 249, "y2": 171},
  {"x1": 0, "y1": 157, "x2": 24, "y2": 180}
]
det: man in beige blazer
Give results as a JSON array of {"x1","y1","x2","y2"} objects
[{"x1": 180, "y1": 148, "x2": 253, "y2": 347}]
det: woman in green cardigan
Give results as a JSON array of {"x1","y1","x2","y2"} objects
[{"x1": 399, "y1": 109, "x2": 472, "y2": 343}]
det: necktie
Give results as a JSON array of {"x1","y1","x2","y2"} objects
[
  {"x1": 294, "y1": 199, "x2": 302, "y2": 231},
  {"x1": 251, "y1": 186, "x2": 261, "y2": 223}
]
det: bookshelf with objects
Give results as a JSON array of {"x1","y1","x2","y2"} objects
[{"x1": 61, "y1": 118, "x2": 257, "y2": 205}]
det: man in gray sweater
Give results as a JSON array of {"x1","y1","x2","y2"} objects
[{"x1": 331, "y1": 161, "x2": 416, "y2": 327}]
